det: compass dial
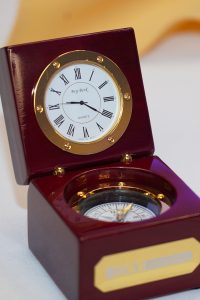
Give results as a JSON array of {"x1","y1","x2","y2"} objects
[
  {"x1": 84, "y1": 202, "x2": 156, "y2": 222},
  {"x1": 73, "y1": 188, "x2": 163, "y2": 223}
]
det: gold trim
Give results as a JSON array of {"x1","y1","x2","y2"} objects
[
  {"x1": 36, "y1": 105, "x2": 44, "y2": 113},
  {"x1": 34, "y1": 50, "x2": 132, "y2": 155},
  {"x1": 53, "y1": 166, "x2": 65, "y2": 177},
  {"x1": 97, "y1": 56, "x2": 104, "y2": 63},
  {"x1": 52, "y1": 61, "x2": 61, "y2": 69},
  {"x1": 121, "y1": 153, "x2": 133, "y2": 164},
  {"x1": 73, "y1": 185, "x2": 165, "y2": 214}
]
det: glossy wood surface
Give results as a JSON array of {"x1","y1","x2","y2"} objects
[
  {"x1": 29, "y1": 156, "x2": 200, "y2": 300},
  {"x1": 0, "y1": 28, "x2": 154, "y2": 184}
]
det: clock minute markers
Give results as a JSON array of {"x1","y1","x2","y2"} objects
[
  {"x1": 48, "y1": 104, "x2": 60, "y2": 110},
  {"x1": 67, "y1": 124, "x2": 75, "y2": 136},
  {"x1": 83, "y1": 127, "x2": 89, "y2": 138},
  {"x1": 98, "y1": 80, "x2": 108, "y2": 89},
  {"x1": 54, "y1": 114, "x2": 65, "y2": 127},
  {"x1": 96, "y1": 122, "x2": 103, "y2": 131},
  {"x1": 74, "y1": 67, "x2": 81, "y2": 80},
  {"x1": 50, "y1": 88, "x2": 61, "y2": 95},
  {"x1": 103, "y1": 96, "x2": 114, "y2": 102},
  {"x1": 101, "y1": 109, "x2": 113, "y2": 119},
  {"x1": 59, "y1": 74, "x2": 69, "y2": 85},
  {"x1": 89, "y1": 69, "x2": 95, "y2": 81}
]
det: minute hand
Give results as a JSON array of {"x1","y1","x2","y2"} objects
[{"x1": 82, "y1": 103, "x2": 102, "y2": 114}]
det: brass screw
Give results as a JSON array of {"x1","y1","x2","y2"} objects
[
  {"x1": 77, "y1": 191, "x2": 85, "y2": 197},
  {"x1": 121, "y1": 153, "x2": 133, "y2": 164},
  {"x1": 97, "y1": 56, "x2": 104, "y2": 63},
  {"x1": 53, "y1": 166, "x2": 65, "y2": 177},
  {"x1": 108, "y1": 136, "x2": 115, "y2": 143},
  {"x1": 157, "y1": 193, "x2": 165, "y2": 200},
  {"x1": 144, "y1": 192, "x2": 151, "y2": 197},
  {"x1": 118, "y1": 181, "x2": 125, "y2": 187},
  {"x1": 52, "y1": 61, "x2": 61, "y2": 69},
  {"x1": 64, "y1": 143, "x2": 72, "y2": 150},
  {"x1": 124, "y1": 92, "x2": 131, "y2": 100},
  {"x1": 36, "y1": 105, "x2": 44, "y2": 113}
]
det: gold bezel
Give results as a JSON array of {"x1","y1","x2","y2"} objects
[{"x1": 34, "y1": 50, "x2": 132, "y2": 155}]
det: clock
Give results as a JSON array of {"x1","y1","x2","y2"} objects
[
  {"x1": 1, "y1": 28, "x2": 200, "y2": 300},
  {"x1": 34, "y1": 50, "x2": 132, "y2": 154}
]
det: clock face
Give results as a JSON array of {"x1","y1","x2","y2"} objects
[
  {"x1": 45, "y1": 62, "x2": 121, "y2": 143},
  {"x1": 34, "y1": 50, "x2": 132, "y2": 154},
  {"x1": 84, "y1": 202, "x2": 156, "y2": 222}
]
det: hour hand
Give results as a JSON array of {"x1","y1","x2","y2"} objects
[{"x1": 65, "y1": 101, "x2": 88, "y2": 104}]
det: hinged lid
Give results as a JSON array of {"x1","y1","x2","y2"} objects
[{"x1": 0, "y1": 28, "x2": 154, "y2": 185}]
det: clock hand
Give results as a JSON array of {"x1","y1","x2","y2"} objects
[
  {"x1": 65, "y1": 101, "x2": 88, "y2": 104},
  {"x1": 65, "y1": 101, "x2": 102, "y2": 115},
  {"x1": 82, "y1": 102, "x2": 102, "y2": 114}
]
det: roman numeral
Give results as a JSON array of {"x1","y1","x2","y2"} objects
[
  {"x1": 101, "y1": 109, "x2": 113, "y2": 119},
  {"x1": 83, "y1": 127, "x2": 89, "y2": 138},
  {"x1": 74, "y1": 68, "x2": 81, "y2": 80},
  {"x1": 98, "y1": 81, "x2": 108, "y2": 89},
  {"x1": 48, "y1": 104, "x2": 60, "y2": 110},
  {"x1": 50, "y1": 88, "x2": 61, "y2": 95},
  {"x1": 103, "y1": 96, "x2": 114, "y2": 102},
  {"x1": 67, "y1": 124, "x2": 75, "y2": 136},
  {"x1": 89, "y1": 69, "x2": 95, "y2": 81},
  {"x1": 54, "y1": 114, "x2": 65, "y2": 127},
  {"x1": 60, "y1": 74, "x2": 69, "y2": 85},
  {"x1": 96, "y1": 122, "x2": 103, "y2": 131}
]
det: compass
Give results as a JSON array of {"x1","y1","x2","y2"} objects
[{"x1": 67, "y1": 168, "x2": 172, "y2": 223}]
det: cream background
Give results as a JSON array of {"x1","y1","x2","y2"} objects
[{"x1": 0, "y1": 0, "x2": 20, "y2": 47}]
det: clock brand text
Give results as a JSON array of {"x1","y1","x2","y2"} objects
[{"x1": 71, "y1": 88, "x2": 89, "y2": 94}]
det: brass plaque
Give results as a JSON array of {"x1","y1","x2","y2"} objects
[{"x1": 95, "y1": 238, "x2": 200, "y2": 292}]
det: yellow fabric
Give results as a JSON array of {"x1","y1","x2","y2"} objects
[{"x1": 8, "y1": 0, "x2": 200, "y2": 55}]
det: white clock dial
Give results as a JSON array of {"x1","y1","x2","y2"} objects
[
  {"x1": 34, "y1": 50, "x2": 132, "y2": 154},
  {"x1": 84, "y1": 202, "x2": 156, "y2": 222},
  {"x1": 45, "y1": 62, "x2": 121, "y2": 143}
]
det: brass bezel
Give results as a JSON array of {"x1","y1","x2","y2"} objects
[
  {"x1": 71, "y1": 185, "x2": 170, "y2": 217},
  {"x1": 34, "y1": 50, "x2": 133, "y2": 155}
]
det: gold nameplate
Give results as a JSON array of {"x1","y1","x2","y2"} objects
[{"x1": 95, "y1": 238, "x2": 200, "y2": 292}]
